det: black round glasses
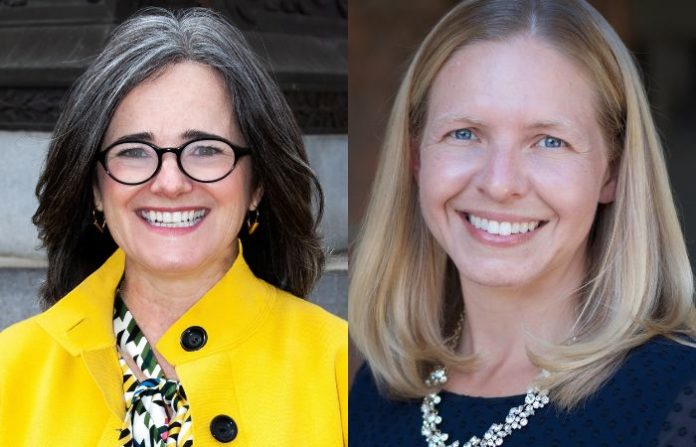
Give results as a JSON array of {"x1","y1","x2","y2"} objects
[{"x1": 97, "y1": 137, "x2": 251, "y2": 185}]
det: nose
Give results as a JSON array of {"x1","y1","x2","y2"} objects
[
  {"x1": 149, "y1": 153, "x2": 193, "y2": 196},
  {"x1": 474, "y1": 143, "x2": 528, "y2": 202}
]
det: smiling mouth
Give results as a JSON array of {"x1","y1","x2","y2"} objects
[
  {"x1": 466, "y1": 213, "x2": 548, "y2": 236},
  {"x1": 139, "y1": 209, "x2": 208, "y2": 228}
]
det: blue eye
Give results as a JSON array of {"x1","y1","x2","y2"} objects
[
  {"x1": 451, "y1": 129, "x2": 474, "y2": 140},
  {"x1": 538, "y1": 136, "x2": 566, "y2": 149}
]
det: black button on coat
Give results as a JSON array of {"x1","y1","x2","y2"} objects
[
  {"x1": 210, "y1": 415, "x2": 238, "y2": 442},
  {"x1": 180, "y1": 326, "x2": 207, "y2": 351}
]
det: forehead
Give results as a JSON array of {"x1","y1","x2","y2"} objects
[
  {"x1": 104, "y1": 61, "x2": 236, "y2": 144},
  {"x1": 424, "y1": 36, "x2": 600, "y2": 134}
]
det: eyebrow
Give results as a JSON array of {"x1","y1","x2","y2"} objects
[
  {"x1": 107, "y1": 129, "x2": 228, "y2": 146},
  {"x1": 430, "y1": 113, "x2": 486, "y2": 129},
  {"x1": 181, "y1": 129, "x2": 227, "y2": 141},
  {"x1": 109, "y1": 132, "x2": 155, "y2": 146},
  {"x1": 432, "y1": 115, "x2": 580, "y2": 130},
  {"x1": 430, "y1": 115, "x2": 587, "y2": 140},
  {"x1": 526, "y1": 120, "x2": 579, "y2": 133}
]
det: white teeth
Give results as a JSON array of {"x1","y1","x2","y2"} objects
[
  {"x1": 467, "y1": 213, "x2": 543, "y2": 236},
  {"x1": 488, "y1": 221, "x2": 499, "y2": 234},
  {"x1": 499, "y1": 222, "x2": 512, "y2": 236},
  {"x1": 140, "y1": 209, "x2": 207, "y2": 228}
]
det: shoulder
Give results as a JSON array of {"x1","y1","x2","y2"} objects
[
  {"x1": 0, "y1": 313, "x2": 61, "y2": 394},
  {"x1": 351, "y1": 362, "x2": 380, "y2": 398},
  {"x1": 622, "y1": 336, "x2": 696, "y2": 446},
  {"x1": 622, "y1": 335, "x2": 696, "y2": 381},
  {"x1": 252, "y1": 284, "x2": 347, "y2": 366},
  {"x1": 595, "y1": 336, "x2": 696, "y2": 446},
  {"x1": 0, "y1": 314, "x2": 54, "y2": 366},
  {"x1": 350, "y1": 362, "x2": 389, "y2": 416},
  {"x1": 350, "y1": 363, "x2": 423, "y2": 446},
  {"x1": 609, "y1": 336, "x2": 696, "y2": 400},
  {"x1": 268, "y1": 286, "x2": 347, "y2": 341},
  {"x1": 350, "y1": 363, "x2": 411, "y2": 413}
]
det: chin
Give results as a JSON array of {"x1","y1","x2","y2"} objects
[
  {"x1": 469, "y1": 276, "x2": 531, "y2": 289},
  {"x1": 455, "y1": 259, "x2": 541, "y2": 289},
  {"x1": 140, "y1": 251, "x2": 207, "y2": 274}
]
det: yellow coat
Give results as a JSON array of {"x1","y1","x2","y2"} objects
[{"x1": 0, "y1": 249, "x2": 347, "y2": 446}]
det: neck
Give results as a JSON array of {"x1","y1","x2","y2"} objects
[
  {"x1": 446, "y1": 256, "x2": 584, "y2": 396},
  {"x1": 120, "y1": 251, "x2": 236, "y2": 345},
  {"x1": 459, "y1": 276, "x2": 580, "y2": 361}
]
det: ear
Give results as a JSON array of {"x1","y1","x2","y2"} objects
[
  {"x1": 250, "y1": 184, "x2": 264, "y2": 211},
  {"x1": 92, "y1": 182, "x2": 103, "y2": 211},
  {"x1": 598, "y1": 162, "x2": 618, "y2": 204}
]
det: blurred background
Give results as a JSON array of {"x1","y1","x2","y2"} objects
[
  {"x1": 0, "y1": 0, "x2": 347, "y2": 329},
  {"x1": 349, "y1": 0, "x2": 696, "y2": 380}
]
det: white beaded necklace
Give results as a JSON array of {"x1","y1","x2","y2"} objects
[{"x1": 420, "y1": 316, "x2": 550, "y2": 447}]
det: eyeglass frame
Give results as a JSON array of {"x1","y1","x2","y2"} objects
[{"x1": 96, "y1": 136, "x2": 252, "y2": 186}]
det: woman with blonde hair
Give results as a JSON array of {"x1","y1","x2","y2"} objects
[{"x1": 349, "y1": 0, "x2": 696, "y2": 445}]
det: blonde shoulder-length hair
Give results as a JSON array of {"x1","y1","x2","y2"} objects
[{"x1": 349, "y1": 0, "x2": 696, "y2": 410}]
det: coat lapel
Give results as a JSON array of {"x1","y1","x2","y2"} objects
[{"x1": 37, "y1": 249, "x2": 127, "y2": 419}]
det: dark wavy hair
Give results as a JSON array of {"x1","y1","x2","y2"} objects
[{"x1": 33, "y1": 7, "x2": 324, "y2": 307}]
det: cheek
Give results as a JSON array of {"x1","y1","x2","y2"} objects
[
  {"x1": 98, "y1": 179, "x2": 129, "y2": 213},
  {"x1": 212, "y1": 171, "x2": 254, "y2": 214},
  {"x1": 97, "y1": 181, "x2": 142, "y2": 246},
  {"x1": 417, "y1": 151, "x2": 480, "y2": 244},
  {"x1": 418, "y1": 150, "x2": 478, "y2": 208},
  {"x1": 533, "y1": 158, "x2": 605, "y2": 224}
]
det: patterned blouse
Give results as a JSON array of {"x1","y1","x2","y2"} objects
[{"x1": 113, "y1": 294, "x2": 194, "y2": 446}]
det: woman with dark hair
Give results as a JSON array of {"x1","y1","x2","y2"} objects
[
  {"x1": 349, "y1": 0, "x2": 695, "y2": 446},
  {"x1": 0, "y1": 7, "x2": 347, "y2": 446}
]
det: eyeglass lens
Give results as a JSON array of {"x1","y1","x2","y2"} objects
[{"x1": 104, "y1": 140, "x2": 237, "y2": 183}]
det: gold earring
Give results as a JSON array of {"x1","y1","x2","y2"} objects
[
  {"x1": 92, "y1": 209, "x2": 106, "y2": 233},
  {"x1": 247, "y1": 209, "x2": 260, "y2": 235}
]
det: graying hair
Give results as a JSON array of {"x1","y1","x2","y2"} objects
[{"x1": 34, "y1": 7, "x2": 324, "y2": 305}]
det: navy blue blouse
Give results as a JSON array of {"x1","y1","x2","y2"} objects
[{"x1": 349, "y1": 337, "x2": 696, "y2": 446}]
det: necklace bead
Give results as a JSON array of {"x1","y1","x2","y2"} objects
[{"x1": 421, "y1": 367, "x2": 550, "y2": 447}]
